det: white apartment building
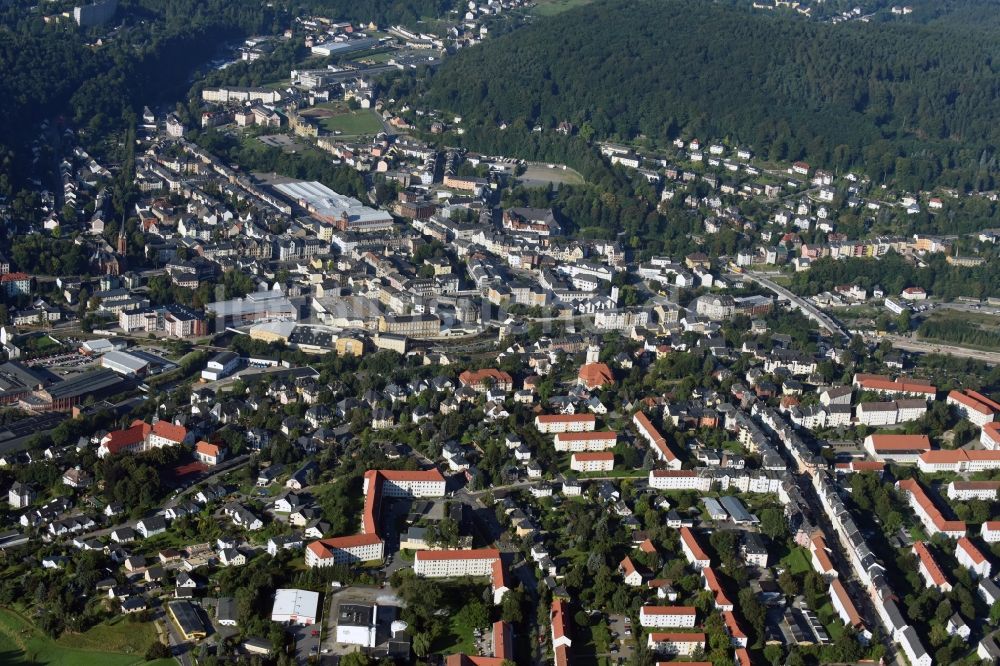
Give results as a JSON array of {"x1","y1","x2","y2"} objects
[
  {"x1": 364, "y1": 470, "x2": 447, "y2": 498},
  {"x1": 413, "y1": 549, "x2": 500, "y2": 577},
  {"x1": 856, "y1": 402, "x2": 898, "y2": 427},
  {"x1": 646, "y1": 632, "x2": 705, "y2": 656},
  {"x1": 947, "y1": 481, "x2": 1000, "y2": 502},
  {"x1": 634, "y1": 411, "x2": 681, "y2": 469},
  {"x1": 555, "y1": 431, "x2": 618, "y2": 452},
  {"x1": 948, "y1": 390, "x2": 999, "y2": 427},
  {"x1": 898, "y1": 480, "x2": 966, "y2": 538},
  {"x1": 570, "y1": 452, "x2": 614, "y2": 472},
  {"x1": 957, "y1": 537, "x2": 992, "y2": 578},
  {"x1": 982, "y1": 423, "x2": 1000, "y2": 450},
  {"x1": 983, "y1": 522, "x2": 1000, "y2": 543},
  {"x1": 918, "y1": 449, "x2": 1000, "y2": 474},
  {"x1": 679, "y1": 527, "x2": 711, "y2": 569},
  {"x1": 648, "y1": 470, "x2": 712, "y2": 492},
  {"x1": 534, "y1": 414, "x2": 596, "y2": 434},
  {"x1": 639, "y1": 606, "x2": 697, "y2": 628},
  {"x1": 304, "y1": 534, "x2": 384, "y2": 567}
]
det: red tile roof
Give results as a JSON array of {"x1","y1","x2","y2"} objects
[
  {"x1": 578, "y1": 362, "x2": 614, "y2": 389},
  {"x1": 868, "y1": 434, "x2": 931, "y2": 451},
  {"x1": 641, "y1": 605, "x2": 697, "y2": 615},
  {"x1": 634, "y1": 411, "x2": 678, "y2": 463},
  {"x1": 493, "y1": 621, "x2": 512, "y2": 662},
  {"x1": 854, "y1": 373, "x2": 936, "y2": 395},
  {"x1": 557, "y1": 431, "x2": 617, "y2": 441},
  {"x1": 571, "y1": 451, "x2": 615, "y2": 461},
  {"x1": 648, "y1": 632, "x2": 706, "y2": 643},
  {"x1": 536, "y1": 413, "x2": 596, "y2": 424},
  {"x1": 913, "y1": 541, "x2": 949, "y2": 587},
  {"x1": 967, "y1": 389, "x2": 1000, "y2": 412},
  {"x1": 899, "y1": 480, "x2": 966, "y2": 534},
  {"x1": 958, "y1": 536, "x2": 988, "y2": 565},
  {"x1": 551, "y1": 599, "x2": 570, "y2": 642},
  {"x1": 307, "y1": 533, "x2": 382, "y2": 558},
  {"x1": 101, "y1": 421, "x2": 153, "y2": 454},
  {"x1": 151, "y1": 420, "x2": 187, "y2": 443},
  {"x1": 680, "y1": 527, "x2": 710, "y2": 563},
  {"x1": 722, "y1": 610, "x2": 746, "y2": 639},
  {"x1": 459, "y1": 369, "x2": 512, "y2": 387},
  {"x1": 810, "y1": 535, "x2": 835, "y2": 573},
  {"x1": 702, "y1": 566, "x2": 732, "y2": 607},
  {"x1": 830, "y1": 579, "x2": 863, "y2": 628},
  {"x1": 919, "y1": 449, "x2": 1000, "y2": 466},
  {"x1": 195, "y1": 441, "x2": 220, "y2": 457},
  {"x1": 492, "y1": 557, "x2": 511, "y2": 594},
  {"x1": 949, "y1": 389, "x2": 1000, "y2": 416},
  {"x1": 378, "y1": 469, "x2": 446, "y2": 483},
  {"x1": 985, "y1": 422, "x2": 1000, "y2": 445},
  {"x1": 953, "y1": 481, "x2": 1000, "y2": 491},
  {"x1": 415, "y1": 548, "x2": 501, "y2": 561}
]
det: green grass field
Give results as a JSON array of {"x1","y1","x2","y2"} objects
[
  {"x1": 780, "y1": 547, "x2": 812, "y2": 575},
  {"x1": 432, "y1": 611, "x2": 477, "y2": 655},
  {"x1": 320, "y1": 109, "x2": 383, "y2": 137},
  {"x1": 0, "y1": 608, "x2": 169, "y2": 666},
  {"x1": 57, "y1": 615, "x2": 159, "y2": 654},
  {"x1": 817, "y1": 601, "x2": 845, "y2": 641}
]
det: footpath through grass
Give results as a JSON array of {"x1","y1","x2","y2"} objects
[{"x1": 0, "y1": 607, "x2": 169, "y2": 666}]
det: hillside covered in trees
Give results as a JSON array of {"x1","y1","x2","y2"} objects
[
  {"x1": 423, "y1": 0, "x2": 1000, "y2": 189},
  {"x1": 0, "y1": 0, "x2": 455, "y2": 195}
]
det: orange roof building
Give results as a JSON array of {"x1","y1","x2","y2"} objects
[
  {"x1": 809, "y1": 534, "x2": 836, "y2": 579},
  {"x1": 555, "y1": 431, "x2": 617, "y2": 452},
  {"x1": 918, "y1": 448, "x2": 1000, "y2": 473},
  {"x1": 306, "y1": 468, "x2": 446, "y2": 568},
  {"x1": 646, "y1": 633, "x2": 706, "y2": 657},
  {"x1": 863, "y1": 434, "x2": 931, "y2": 463},
  {"x1": 639, "y1": 605, "x2": 698, "y2": 628},
  {"x1": 679, "y1": 527, "x2": 710, "y2": 569},
  {"x1": 983, "y1": 422, "x2": 1000, "y2": 450},
  {"x1": 701, "y1": 566, "x2": 733, "y2": 610},
  {"x1": 898, "y1": 480, "x2": 966, "y2": 538},
  {"x1": 722, "y1": 610, "x2": 748, "y2": 647},
  {"x1": 97, "y1": 419, "x2": 189, "y2": 458},
  {"x1": 633, "y1": 411, "x2": 681, "y2": 470},
  {"x1": 956, "y1": 536, "x2": 992, "y2": 578},
  {"x1": 194, "y1": 441, "x2": 224, "y2": 466},
  {"x1": 829, "y1": 579, "x2": 866, "y2": 632},
  {"x1": 577, "y1": 362, "x2": 614, "y2": 390},
  {"x1": 948, "y1": 389, "x2": 1000, "y2": 427},
  {"x1": 459, "y1": 369, "x2": 513, "y2": 392},
  {"x1": 853, "y1": 373, "x2": 937, "y2": 398},
  {"x1": 913, "y1": 541, "x2": 952, "y2": 591},
  {"x1": 534, "y1": 413, "x2": 596, "y2": 434},
  {"x1": 414, "y1": 549, "x2": 511, "y2": 604},
  {"x1": 551, "y1": 598, "x2": 572, "y2": 666}
]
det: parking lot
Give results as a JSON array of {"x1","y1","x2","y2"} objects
[
  {"x1": 30, "y1": 350, "x2": 96, "y2": 372},
  {"x1": 606, "y1": 613, "x2": 635, "y2": 663}
]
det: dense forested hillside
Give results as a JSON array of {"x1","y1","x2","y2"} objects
[
  {"x1": 423, "y1": 0, "x2": 1000, "y2": 188},
  {"x1": 0, "y1": 0, "x2": 276, "y2": 152},
  {"x1": 0, "y1": 0, "x2": 454, "y2": 192}
]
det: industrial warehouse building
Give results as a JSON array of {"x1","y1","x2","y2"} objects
[{"x1": 271, "y1": 588, "x2": 320, "y2": 626}]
